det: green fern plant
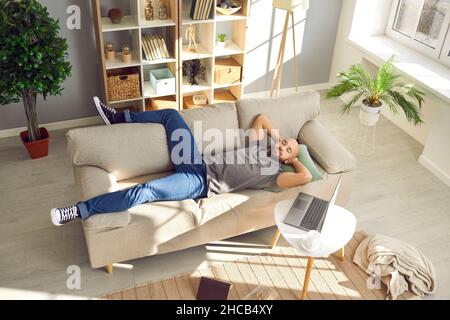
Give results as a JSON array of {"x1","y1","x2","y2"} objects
[{"x1": 326, "y1": 56, "x2": 424, "y2": 125}]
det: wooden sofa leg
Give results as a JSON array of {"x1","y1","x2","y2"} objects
[{"x1": 105, "y1": 264, "x2": 113, "y2": 274}]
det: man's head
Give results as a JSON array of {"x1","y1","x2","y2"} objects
[{"x1": 274, "y1": 138, "x2": 300, "y2": 163}]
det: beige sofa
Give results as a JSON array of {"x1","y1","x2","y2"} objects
[{"x1": 67, "y1": 90, "x2": 356, "y2": 270}]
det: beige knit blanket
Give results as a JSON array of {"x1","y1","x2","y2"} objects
[{"x1": 353, "y1": 234, "x2": 436, "y2": 300}]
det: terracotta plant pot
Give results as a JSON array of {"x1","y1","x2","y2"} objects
[{"x1": 20, "y1": 127, "x2": 50, "y2": 159}]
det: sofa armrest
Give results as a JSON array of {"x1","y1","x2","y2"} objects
[
  {"x1": 298, "y1": 120, "x2": 356, "y2": 174},
  {"x1": 74, "y1": 166, "x2": 131, "y2": 230}
]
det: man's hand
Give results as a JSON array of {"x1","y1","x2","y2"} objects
[
  {"x1": 249, "y1": 114, "x2": 281, "y2": 142},
  {"x1": 283, "y1": 157, "x2": 299, "y2": 165}
]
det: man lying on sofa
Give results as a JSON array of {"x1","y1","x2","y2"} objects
[{"x1": 50, "y1": 97, "x2": 312, "y2": 226}]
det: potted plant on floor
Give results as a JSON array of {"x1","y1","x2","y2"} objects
[
  {"x1": 0, "y1": 0, "x2": 72, "y2": 159},
  {"x1": 326, "y1": 56, "x2": 424, "y2": 126}
]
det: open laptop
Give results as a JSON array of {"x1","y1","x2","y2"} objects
[{"x1": 283, "y1": 176, "x2": 342, "y2": 232}]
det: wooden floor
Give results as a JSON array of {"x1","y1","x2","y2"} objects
[
  {"x1": 102, "y1": 232, "x2": 418, "y2": 300},
  {"x1": 0, "y1": 97, "x2": 448, "y2": 299}
]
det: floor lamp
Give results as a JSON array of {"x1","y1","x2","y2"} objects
[{"x1": 270, "y1": 0, "x2": 310, "y2": 97}]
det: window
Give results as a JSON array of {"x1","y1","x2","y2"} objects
[{"x1": 386, "y1": 0, "x2": 450, "y2": 66}]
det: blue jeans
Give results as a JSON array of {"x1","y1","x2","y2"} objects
[{"x1": 77, "y1": 109, "x2": 207, "y2": 219}]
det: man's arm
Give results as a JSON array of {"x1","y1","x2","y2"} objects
[
  {"x1": 277, "y1": 158, "x2": 312, "y2": 188},
  {"x1": 249, "y1": 114, "x2": 281, "y2": 142}
]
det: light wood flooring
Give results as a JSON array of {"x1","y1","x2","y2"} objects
[
  {"x1": 102, "y1": 232, "x2": 418, "y2": 301},
  {"x1": 0, "y1": 97, "x2": 449, "y2": 299}
]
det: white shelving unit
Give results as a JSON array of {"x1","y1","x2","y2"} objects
[
  {"x1": 180, "y1": 0, "x2": 250, "y2": 108},
  {"x1": 92, "y1": 0, "x2": 250, "y2": 111},
  {"x1": 101, "y1": 16, "x2": 140, "y2": 32}
]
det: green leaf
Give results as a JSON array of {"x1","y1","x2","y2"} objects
[
  {"x1": 403, "y1": 84, "x2": 425, "y2": 108},
  {"x1": 388, "y1": 90, "x2": 424, "y2": 125},
  {"x1": 341, "y1": 92, "x2": 363, "y2": 115},
  {"x1": 376, "y1": 55, "x2": 399, "y2": 95}
]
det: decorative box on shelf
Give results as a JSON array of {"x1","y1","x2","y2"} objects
[
  {"x1": 146, "y1": 96, "x2": 178, "y2": 110},
  {"x1": 150, "y1": 68, "x2": 176, "y2": 96},
  {"x1": 183, "y1": 94, "x2": 209, "y2": 109},
  {"x1": 214, "y1": 58, "x2": 242, "y2": 85},
  {"x1": 107, "y1": 69, "x2": 141, "y2": 102},
  {"x1": 214, "y1": 90, "x2": 237, "y2": 103}
]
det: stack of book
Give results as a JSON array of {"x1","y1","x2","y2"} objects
[
  {"x1": 142, "y1": 35, "x2": 170, "y2": 61},
  {"x1": 190, "y1": 0, "x2": 214, "y2": 20}
]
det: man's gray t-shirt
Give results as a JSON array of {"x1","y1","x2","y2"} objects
[{"x1": 204, "y1": 140, "x2": 282, "y2": 196}]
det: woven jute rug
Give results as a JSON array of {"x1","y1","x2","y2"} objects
[{"x1": 101, "y1": 231, "x2": 419, "y2": 300}]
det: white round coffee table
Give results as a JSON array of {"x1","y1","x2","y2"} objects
[{"x1": 271, "y1": 199, "x2": 356, "y2": 300}]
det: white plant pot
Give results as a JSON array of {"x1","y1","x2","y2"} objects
[
  {"x1": 216, "y1": 41, "x2": 226, "y2": 49},
  {"x1": 359, "y1": 101, "x2": 381, "y2": 126}
]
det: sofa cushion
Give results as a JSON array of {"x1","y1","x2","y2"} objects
[
  {"x1": 280, "y1": 144, "x2": 324, "y2": 182},
  {"x1": 299, "y1": 120, "x2": 356, "y2": 174},
  {"x1": 82, "y1": 212, "x2": 131, "y2": 231},
  {"x1": 180, "y1": 102, "x2": 241, "y2": 153},
  {"x1": 67, "y1": 104, "x2": 240, "y2": 181},
  {"x1": 86, "y1": 171, "x2": 198, "y2": 234},
  {"x1": 67, "y1": 124, "x2": 173, "y2": 181},
  {"x1": 125, "y1": 200, "x2": 198, "y2": 244},
  {"x1": 236, "y1": 90, "x2": 320, "y2": 140},
  {"x1": 83, "y1": 198, "x2": 199, "y2": 266},
  {"x1": 75, "y1": 166, "x2": 131, "y2": 230}
]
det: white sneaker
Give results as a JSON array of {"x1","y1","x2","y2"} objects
[
  {"x1": 93, "y1": 96, "x2": 117, "y2": 125},
  {"x1": 50, "y1": 206, "x2": 80, "y2": 226}
]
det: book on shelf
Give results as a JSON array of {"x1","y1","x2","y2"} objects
[
  {"x1": 158, "y1": 36, "x2": 170, "y2": 58},
  {"x1": 203, "y1": 0, "x2": 213, "y2": 20},
  {"x1": 142, "y1": 36, "x2": 150, "y2": 60},
  {"x1": 142, "y1": 35, "x2": 170, "y2": 61},
  {"x1": 198, "y1": 0, "x2": 205, "y2": 20},
  {"x1": 151, "y1": 35, "x2": 162, "y2": 59},
  {"x1": 190, "y1": 0, "x2": 212, "y2": 20},
  {"x1": 190, "y1": 0, "x2": 198, "y2": 19},
  {"x1": 146, "y1": 35, "x2": 156, "y2": 60},
  {"x1": 142, "y1": 35, "x2": 152, "y2": 60}
]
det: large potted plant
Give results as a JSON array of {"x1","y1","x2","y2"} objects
[
  {"x1": 326, "y1": 56, "x2": 424, "y2": 127},
  {"x1": 0, "y1": 0, "x2": 72, "y2": 159}
]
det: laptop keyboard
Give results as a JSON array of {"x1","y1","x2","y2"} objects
[{"x1": 299, "y1": 198, "x2": 329, "y2": 231}]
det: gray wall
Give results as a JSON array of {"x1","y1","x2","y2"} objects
[{"x1": 0, "y1": 0, "x2": 342, "y2": 130}]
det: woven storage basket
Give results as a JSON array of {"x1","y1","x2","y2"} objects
[{"x1": 107, "y1": 71, "x2": 141, "y2": 102}]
